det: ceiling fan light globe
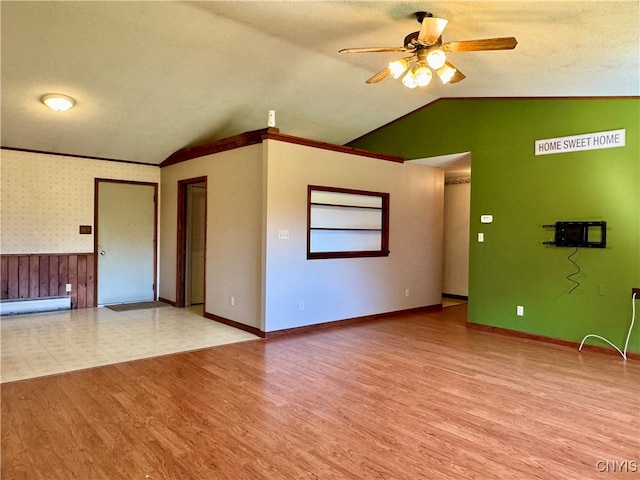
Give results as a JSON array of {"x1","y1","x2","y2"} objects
[
  {"x1": 426, "y1": 50, "x2": 446, "y2": 69},
  {"x1": 414, "y1": 65, "x2": 432, "y2": 87},
  {"x1": 436, "y1": 64, "x2": 457, "y2": 84},
  {"x1": 401, "y1": 71, "x2": 418, "y2": 88},
  {"x1": 388, "y1": 58, "x2": 409, "y2": 79}
]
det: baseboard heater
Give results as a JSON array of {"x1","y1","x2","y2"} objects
[{"x1": 0, "y1": 296, "x2": 71, "y2": 316}]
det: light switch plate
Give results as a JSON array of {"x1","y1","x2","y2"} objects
[
  {"x1": 480, "y1": 215, "x2": 493, "y2": 224},
  {"x1": 278, "y1": 230, "x2": 290, "y2": 240}
]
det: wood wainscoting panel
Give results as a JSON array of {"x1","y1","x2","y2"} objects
[{"x1": 0, "y1": 253, "x2": 95, "y2": 309}]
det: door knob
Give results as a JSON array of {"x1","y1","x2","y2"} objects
[{"x1": 100, "y1": 250, "x2": 106, "y2": 256}]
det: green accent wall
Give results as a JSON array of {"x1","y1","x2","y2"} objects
[{"x1": 349, "y1": 98, "x2": 640, "y2": 354}]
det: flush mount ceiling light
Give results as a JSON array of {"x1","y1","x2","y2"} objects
[
  {"x1": 41, "y1": 94, "x2": 75, "y2": 112},
  {"x1": 339, "y1": 11, "x2": 517, "y2": 89}
]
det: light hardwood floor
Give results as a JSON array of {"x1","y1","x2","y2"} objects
[{"x1": 2, "y1": 304, "x2": 639, "y2": 479}]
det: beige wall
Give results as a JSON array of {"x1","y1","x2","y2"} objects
[
  {"x1": 159, "y1": 144, "x2": 264, "y2": 329},
  {"x1": 263, "y1": 139, "x2": 444, "y2": 332},
  {"x1": 443, "y1": 180, "x2": 470, "y2": 296},
  {"x1": 3, "y1": 141, "x2": 444, "y2": 329},
  {"x1": 160, "y1": 139, "x2": 444, "y2": 333},
  {"x1": 0, "y1": 149, "x2": 159, "y2": 254}
]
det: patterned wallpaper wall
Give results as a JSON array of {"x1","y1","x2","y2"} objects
[{"x1": 0, "y1": 150, "x2": 160, "y2": 254}]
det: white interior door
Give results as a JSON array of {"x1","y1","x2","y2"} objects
[{"x1": 97, "y1": 181, "x2": 156, "y2": 305}]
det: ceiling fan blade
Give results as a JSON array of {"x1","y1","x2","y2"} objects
[
  {"x1": 417, "y1": 16, "x2": 448, "y2": 45},
  {"x1": 366, "y1": 68, "x2": 391, "y2": 84},
  {"x1": 339, "y1": 47, "x2": 411, "y2": 54},
  {"x1": 441, "y1": 37, "x2": 518, "y2": 52}
]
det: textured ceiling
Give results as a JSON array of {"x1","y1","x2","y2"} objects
[{"x1": 1, "y1": 1, "x2": 638, "y2": 165}]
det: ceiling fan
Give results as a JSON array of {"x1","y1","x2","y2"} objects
[{"x1": 339, "y1": 11, "x2": 517, "y2": 88}]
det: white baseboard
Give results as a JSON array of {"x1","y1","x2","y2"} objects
[{"x1": 0, "y1": 296, "x2": 71, "y2": 316}]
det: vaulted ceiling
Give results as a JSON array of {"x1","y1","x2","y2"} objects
[{"x1": 1, "y1": 1, "x2": 638, "y2": 165}]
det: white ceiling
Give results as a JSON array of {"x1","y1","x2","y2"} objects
[
  {"x1": 1, "y1": 1, "x2": 638, "y2": 165},
  {"x1": 410, "y1": 152, "x2": 471, "y2": 179}
]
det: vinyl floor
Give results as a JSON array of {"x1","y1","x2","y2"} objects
[{"x1": 1, "y1": 304, "x2": 258, "y2": 383}]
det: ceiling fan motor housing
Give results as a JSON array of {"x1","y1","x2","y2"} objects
[
  {"x1": 404, "y1": 31, "x2": 442, "y2": 50},
  {"x1": 404, "y1": 31, "x2": 419, "y2": 48}
]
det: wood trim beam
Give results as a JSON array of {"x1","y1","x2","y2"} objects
[
  {"x1": 203, "y1": 312, "x2": 265, "y2": 338},
  {"x1": 442, "y1": 293, "x2": 469, "y2": 300},
  {"x1": 467, "y1": 321, "x2": 640, "y2": 360},
  {"x1": 0, "y1": 146, "x2": 154, "y2": 166},
  {"x1": 262, "y1": 132, "x2": 405, "y2": 163},
  {"x1": 263, "y1": 304, "x2": 442, "y2": 338},
  {"x1": 175, "y1": 177, "x2": 208, "y2": 308},
  {"x1": 160, "y1": 128, "x2": 279, "y2": 167},
  {"x1": 202, "y1": 305, "x2": 442, "y2": 339},
  {"x1": 160, "y1": 128, "x2": 405, "y2": 167},
  {"x1": 158, "y1": 296, "x2": 177, "y2": 307}
]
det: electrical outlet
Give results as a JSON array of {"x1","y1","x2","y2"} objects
[
  {"x1": 516, "y1": 305, "x2": 524, "y2": 316},
  {"x1": 230, "y1": 296, "x2": 235, "y2": 306},
  {"x1": 299, "y1": 301, "x2": 305, "y2": 311},
  {"x1": 632, "y1": 288, "x2": 640, "y2": 298},
  {"x1": 405, "y1": 289, "x2": 410, "y2": 297},
  {"x1": 65, "y1": 283, "x2": 72, "y2": 292}
]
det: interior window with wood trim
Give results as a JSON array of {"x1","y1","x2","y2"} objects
[{"x1": 307, "y1": 185, "x2": 389, "y2": 260}]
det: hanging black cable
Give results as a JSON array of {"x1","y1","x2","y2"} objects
[{"x1": 566, "y1": 246, "x2": 581, "y2": 294}]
